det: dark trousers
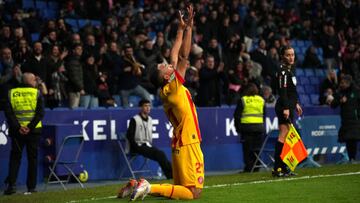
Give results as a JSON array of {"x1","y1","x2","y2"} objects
[
  {"x1": 132, "y1": 144, "x2": 173, "y2": 179},
  {"x1": 241, "y1": 132, "x2": 263, "y2": 172},
  {"x1": 6, "y1": 133, "x2": 40, "y2": 190},
  {"x1": 346, "y1": 140, "x2": 358, "y2": 160}
]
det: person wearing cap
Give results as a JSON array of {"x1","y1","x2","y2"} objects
[{"x1": 126, "y1": 99, "x2": 172, "y2": 179}]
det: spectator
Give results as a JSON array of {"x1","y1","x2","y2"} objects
[
  {"x1": 0, "y1": 47, "x2": 16, "y2": 109},
  {"x1": 80, "y1": 55, "x2": 99, "y2": 109},
  {"x1": 125, "y1": 99, "x2": 172, "y2": 179},
  {"x1": 321, "y1": 25, "x2": 340, "y2": 70},
  {"x1": 97, "y1": 72, "x2": 115, "y2": 107},
  {"x1": 327, "y1": 75, "x2": 360, "y2": 162},
  {"x1": 227, "y1": 61, "x2": 247, "y2": 105},
  {"x1": 319, "y1": 69, "x2": 338, "y2": 105},
  {"x1": 65, "y1": 43, "x2": 85, "y2": 108},
  {"x1": 13, "y1": 38, "x2": 31, "y2": 64},
  {"x1": 119, "y1": 44, "x2": 151, "y2": 108},
  {"x1": 302, "y1": 45, "x2": 322, "y2": 68},
  {"x1": 197, "y1": 55, "x2": 224, "y2": 107},
  {"x1": 261, "y1": 85, "x2": 276, "y2": 107},
  {"x1": 21, "y1": 42, "x2": 48, "y2": 83}
]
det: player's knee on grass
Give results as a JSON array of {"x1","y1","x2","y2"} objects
[{"x1": 189, "y1": 187, "x2": 202, "y2": 199}]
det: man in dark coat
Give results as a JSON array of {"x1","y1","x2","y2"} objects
[{"x1": 328, "y1": 75, "x2": 360, "y2": 162}]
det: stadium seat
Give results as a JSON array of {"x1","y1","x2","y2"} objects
[
  {"x1": 117, "y1": 133, "x2": 153, "y2": 179},
  {"x1": 91, "y1": 20, "x2": 101, "y2": 27},
  {"x1": 31, "y1": 33, "x2": 40, "y2": 42},
  {"x1": 296, "y1": 54, "x2": 304, "y2": 62},
  {"x1": 301, "y1": 47, "x2": 307, "y2": 54},
  {"x1": 299, "y1": 76, "x2": 310, "y2": 85},
  {"x1": 296, "y1": 68, "x2": 305, "y2": 77},
  {"x1": 310, "y1": 94, "x2": 320, "y2": 105},
  {"x1": 35, "y1": 1, "x2": 47, "y2": 9},
  {"x1": 304, "y1": 68, "x2": 315, "y2": 77},
  {"x1": 22, "y1": 0, "x2": 35, "y2": 9},
  {"x1": 65, "y1": 18, "x2": 79, "y2": 32},
  {"x1": 45, "y1": 135, "x2": 85, "y2": 190},
  {"x1": 78, "y1": 19, "x2": 90, "y2": 28},
  {"x1": 299, "y1": 94, "x2": 311, "y2": 106},
  {"x1": 305, "y1": 85, "x2": 318, "y2": 94},
  {"x1": 304, "y1": 40, "x2": 312, "y2": 47},
  {"x1": 297, "y1": 85, "x2": 305, "y2": 94},
  {"x1": 315, "y1": 69, "x2": 326, "y2": 77},
  {"x1": 48, "y1": 1, "x2": 59, "y2": 9},
  {"x1": 297, "y1": 40, "x2": 305, "y2": 47},
  {"x1": 128, "y1": 95, "x2": 142, "y2": 107},
  {"x1": 42, "y1": 9, "x2": 58, "y2": 20},
  {"x1": 309, "y1": 76, "x2": 320, "y2": 85},
  {"x1": 294, "y1": 46, "x2": 301, "y2": 54},
  {"x1": 251, "y1": 130, "x2": 278, "y2": 172}
]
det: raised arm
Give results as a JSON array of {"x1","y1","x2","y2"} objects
[
  {"x1": 177, "y1": 5, "x2": 194, "y2": 77},
  {"x1": 170, "y1": 11, "x2": 186, "y2": 70}
]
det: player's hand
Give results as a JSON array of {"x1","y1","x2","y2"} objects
[
  {"x1": 296, "y1": 103, "x2": 303, "y2": 116},
  {"x1": 186, "y1": 4, "x2": 195, "y2": 28},
  {"x1": 178, "y1": 11, "x2": 186, "y2": 30},
  {"x1": 283, "y1": 109, "x2": 290, "y2": 119}
]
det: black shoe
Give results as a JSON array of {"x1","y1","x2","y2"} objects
[
  {"x1": 283, "y1": 167, "x2": 297, "y2": 177},
  {"x1": 272, "y1": 168, "x2": 285, "y2": 177},
  {"x1": 4, "y1": 186, "x2": 16, "y2": 195},
  {"x1": 28, "y1": 189, "x2": 37, "y2": 193}
]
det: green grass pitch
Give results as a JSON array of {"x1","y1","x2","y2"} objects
[{"x1": 1, "y1": 164, "x2": 359, "y2": 203}]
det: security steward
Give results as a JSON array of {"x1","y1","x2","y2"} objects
[
  {"x1": 234, "y1": 83, "x2": 265, "y2": 172},
  {"x1": 4, "y1": 72, "x2": 45, "y2": 195}
]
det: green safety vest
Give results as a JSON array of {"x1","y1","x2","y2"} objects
[
  {"x1": 9, "y1": 87, "x2": 42, "y2": 128},
  {"x1": 241, "y1": 95, "x2": 265, "y2": 124}
]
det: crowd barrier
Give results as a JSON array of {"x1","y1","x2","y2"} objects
[{"x1": 0, "y1": 106, "x2": 345, "y2": 185}]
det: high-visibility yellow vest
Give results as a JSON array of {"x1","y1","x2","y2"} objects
[
  {"x1": 241, "y1": 95, "x2": 265, "y2": 124},
  {"x1": 9, "y1": 87, "x2": 42, "y2": 128}
]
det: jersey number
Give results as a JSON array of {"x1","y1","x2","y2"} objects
[{"x1": 195, "y1": 162, "x2": 203, "y2": 173}]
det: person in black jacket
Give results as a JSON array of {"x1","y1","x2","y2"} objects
[
  {"x1": 327, "y1": 75, "x2": 360, "y2": 162},
  {"x1": 126, "y1": 99, "x2": 172, "y2": 179},
  {"x1": 273, "y1": 46, "x2": 303, "y2": 177},
  {"x1": 4, "y1": 73, "x2": 45, "y2": 195}
]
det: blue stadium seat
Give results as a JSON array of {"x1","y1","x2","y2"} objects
[
  {"x1": 315, "y1": 69, "x2": 326, "y2": 77},
  {"x1": 299, "y1": 76, "x2": 310, "y2": 85},
  {"x1": 294, "y1": 47, "x2": 301, "y2": 54},
  {"x1": 31, "y1": 33, "x2": 40, "y2": 42},
  {"x1": 128, "y1": 96, "x2": 142, "y2": 108},
  {"x1": 309, "y1": 76, "x2": 320, "y2": 85},
  {"x1": 304, "y1": 68, "x2": 315, "y2": 77},
  {"x1": 297, "y1": 85, "x2": 305, "y2": 94},
  {"x1": 22, "y1": 0, "x2": 35, "y2": 9},
  {"x1": 78, "y1": 19, "x2": 90, "y2": 28},
  {"x1": 296, "y1": 54, "x2": 304, "y2": 62},
  {"x1": 65, "y1": 18, "x2": 79, "y2": 32},
  {"x1": 316, "y1": 48, "x2": 323, "y2": 56},
  {"x1": 297, "y1": 40, "x2": 305, "y2": 47},
  {"x1": 310, "y1": 94, "x2": 320, "y2": 105},
  {"x1": 299, "y1": 94, "x2": 311, "y2": 106},
  {"x1": 48, "y1": 1, "x2": 59, "y2": 9},
  {"x1": 304, "y1": 40, "x2": 312, "y2": 47},
  {"x1": 42, "y1": 10, "x2": 58, "y2": 20},
  {"x1": 296, "y1": 68, "x2": 305, "y2": 77},
  {"x1": 301, "y1": 47, "x2": 307, "y2": 54},
  {"x1": 91, "y1": 20, "x2": 101, "y2": 27},
  {"x1": 35, "y1": 1, "x2": 47, "y2": 9},
  {"x1": 305, "y1": 85, "x2": 318, "y2": 94}
]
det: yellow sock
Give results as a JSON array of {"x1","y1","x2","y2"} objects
[{"x1": 150, "y1": 184, "x2": 194, "y2": 200}]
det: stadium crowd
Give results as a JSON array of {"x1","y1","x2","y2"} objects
[{"x1": 0, "y1": 0, "x2": 359, "y2": 109}]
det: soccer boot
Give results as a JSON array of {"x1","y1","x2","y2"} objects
[
  {"x1": 272, "y1": 167, "x2": 285, "y2": 177},
  {"x1": 130, "y1": 178, "x2": 151, "y2": 201},
  {"x1": 117, "y1": 179, "x2": 138, "y2": 198}
]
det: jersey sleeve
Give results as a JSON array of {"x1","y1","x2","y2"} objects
[{"x1": 278, "y1": 70, "x2": 290, "y2": 109}]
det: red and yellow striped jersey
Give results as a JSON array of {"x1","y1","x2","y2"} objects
[{"x1": 160, "y1": 70, "x2": 202, "y2": 148}]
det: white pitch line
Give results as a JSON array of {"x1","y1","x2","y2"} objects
[{"x1": 66, "y1": 171, "x2": 360, "y2": 203}]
